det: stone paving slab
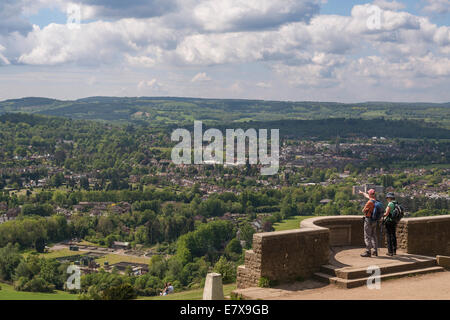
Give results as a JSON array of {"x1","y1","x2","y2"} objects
[
  {"x1": 329, "y1": 246, "x2": 436, "y2": 270},
  {"x1": 233, "y1": 271, "x2": 450, "y2": 300},
  {"x1": 233, "y1": 246, "x2": 448, "y2": 300}
]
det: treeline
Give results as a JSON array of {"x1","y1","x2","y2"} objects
[
  {"x1": 0, "y1": 216, "x2": 70, "y2": 249},
  {"x1": 0, "y1": 244, "x2": 70, "y2": 293},
  {"x1": 3, "y1": 180, "x2": 447, "y2": 250},
  {"x1": 78, "y1": 220, "x2": 240, "y2": 299},
  {"x1": 214, "y1": 118, "x2": 450, "y2": 140},
  {"x1": 2, "y1": 97, "x2": 449, "y2": 128},
  {"x1": 0, "y1": 113, "x2": 170, "y2": 176}
]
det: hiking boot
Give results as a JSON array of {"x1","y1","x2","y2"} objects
[
  {"x1": 372, "y1": 250, "x2": 378, "y2": 257},
  {"x1": 386, "y1": 252, "x2": 393, "y2": 257},
  {"x1": 393, "y1": 250, "x2": 396, "y2": 256},
  {"x1": 360, "y1": 251, "x2": 371, "y2": 257}
]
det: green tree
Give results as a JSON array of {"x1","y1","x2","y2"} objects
[
  {"x1": 225, "y1": 238, "x2": 242, "y2": 261},
  {"x1": 239, "y1": 222, "x2": 255, "y2": 249},
  {"x1": 0, "y1": 243, "x2": 22, "y2": 281},
  {"x1": 213, "y1": 256, "x2": 236, "y2": 284}
]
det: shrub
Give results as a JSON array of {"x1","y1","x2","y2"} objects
[
  {"x1": 225, "y1": 238, "x2": 242, "y2": 261},
  {"x1": 258, "y1": 277, "x2": 278, "y2": 288},
  {"x1": 258, "y1": 277, "x2": 270, "y2": 288},
  {"x1": 15, "y1": 276, "x2": 55, "y2": 293},
  {"x1": 101, "y1": 283, "x2": 137, "y2": 300},
  {"x1": 0, "y1": 243, "x2": 22, "y2": 281},
  {"x1": 213, "y1": 256, "x2": 236, "y2": 284}
]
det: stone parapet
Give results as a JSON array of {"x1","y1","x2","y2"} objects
[
  {"x1": 397, "y1": 216, "x2": 450, "y2": 256},
  {"x1": 236, "y1": 215, "x2": 450, "y2": 289},
  {"x1": 237, "y1": 225, "x2": 330, "y2": 289}
]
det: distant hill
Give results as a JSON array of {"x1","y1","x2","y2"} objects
[{"x1": 1, "y1": 96, "x2": 449, "y2": 128}]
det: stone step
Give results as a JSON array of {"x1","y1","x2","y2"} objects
[
  {"x1": 336, "y1": 259, "x2": 438, "y2": 280},
  {"x1": 314, "y1": 266, "x2": 445, "y2": 289},
  {"x1": 320, "y1": 264, "x2": 340, "y2": 276}
]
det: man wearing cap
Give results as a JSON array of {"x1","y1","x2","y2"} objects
[
  {"x1": 383, "y1": 192, "x2": 398, "y2": 256},
  {"x1": 359, "y1": 189, "x2": 378, "y2": 257}
]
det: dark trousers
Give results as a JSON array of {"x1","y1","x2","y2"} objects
[{"x1": 385, "y1": 222, "x2": 397, "y2": 254}]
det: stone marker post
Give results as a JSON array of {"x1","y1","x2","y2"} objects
[{"x1": 203, "y1": 273, "x2": 224, "y2": 300}]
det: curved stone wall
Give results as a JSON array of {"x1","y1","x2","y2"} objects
[
  {"x1": 395, "y1": 215, "x2": 450, "y2": 256},
  {"x1": 237, "y1": 214, "x2": 450, "y2": 289},
  {"x1": 300, "y1": 216, "x2": 366, "y2": 247},
  {"x1": 236, "y1": 226, "x2": 329, "y2": 289}
]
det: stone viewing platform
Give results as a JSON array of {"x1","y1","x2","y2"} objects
[
  {"x1": 233, "y1": 266, "x2": 450, "y2": 300},
  {"x1": 233, "y1": 215, "x2": 450, "y2": 299},
  {"x1": 313, "y1": 246, "x2": 444, "y2": 289}
]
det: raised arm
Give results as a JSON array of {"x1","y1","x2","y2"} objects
[{"x1": 359, "y1": 190, "x2": 370, "y2": 200}]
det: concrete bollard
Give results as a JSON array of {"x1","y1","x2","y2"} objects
[{"x1": 203, "y1": 273, "x2": 224, "y2": 300}]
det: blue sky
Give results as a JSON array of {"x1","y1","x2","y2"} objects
[
  {"x1": 27, "y1": 8, "x2": 67, "y2": 27},
  {"x1": 320, "y1": 0, "x2": 449, "y2": 25},
  {"x1": 25, "y1": 0, "x2": 450, "y2": 28},
  {"x1": 1, "y1": 0, "x2": 449, "y2": 102}
]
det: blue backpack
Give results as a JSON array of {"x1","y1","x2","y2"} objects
[{"x1": 371, "y1": 200, "x2": 384, "y2": 221}]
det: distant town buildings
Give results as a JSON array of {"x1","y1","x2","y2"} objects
[
  {"x1": 352, "y1": 184, "x2": 384, "y2": 195},
  {"x1": 112, "y1": 241, "x2": 131, "y2": 250}
]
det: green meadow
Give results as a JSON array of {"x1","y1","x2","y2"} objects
[
  {"x1": 273, "y1": 216, "x2": 315, "y2": 231},
  {"x1": 0, "y1": 282, "x2": 77, "y2": 300}
]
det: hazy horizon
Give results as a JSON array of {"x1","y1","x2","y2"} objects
[{"x1": 1, "y1": 95, "x2": 450, "y2": 105}]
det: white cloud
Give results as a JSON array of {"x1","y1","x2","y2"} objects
[
  {"x1": 193, "y1": 0, "x2": 320, "y2": 32},
  {"x1": 273, "y1": 53, "x2": 347, "y2": 88},
  {"x1": 1, "y1": 1, "x2": 450, "y2": 101},
  {"x1": 16, "y1": 18, "x2": 178, "y2": 66},
  {"x1": 256, "y1": 82, "x2": 272, "y2": 88},
  {"x1": 0, "y1": 45, "x2": 10, "y2": 65},
  {"x1": 138, "y1": 78, "x2": 162, "y2": 90},
  {"x1": 422, "y1": 0, "x2": 450, "y2": 15},
  {"x1": 352, "y1": 53, "x2": 450, "y2": 88},
  {"x1": 229, "y1": 81, "x2": 243, "y2": 93},
  {"x1": 191, "y1": 72, "x2": 211, "y2": 82},
  {"x1": 373, "y1": 0, "x2": 406, "y2": 11},
  {"x1": 0, "y1": 0, "x2": 33, "y2": 36},
  {"x1": 72, "y1": 0, "x2": 178, "y2": 20}
]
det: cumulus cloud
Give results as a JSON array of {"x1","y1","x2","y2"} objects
[
  {"x1": 138, "y1": 78, "x2": 162, "y2": 90},
  {"x1": 193, "y1": 0, "x2": 320, "y2": 32},
  {"x1": 176, "y1": 4, "x2": 448, "y2": 65},
  {"x1": 422, "y1": 0, "x2": 450, "y2": 15},
  {"x1": 273, "y1": 53, "x2": 347, "y2": 87},
  {"x1": 1, "y1": 0, "x2": 450, "y2": 101},
  {"x1": 16, "y1": 18, "x2": 179, "y2": 66},
  {"x1": 191, "y1": 72, "x2": 211, "y2": 82},
  {"x1": 372, "y1": 0, "x2": 406, "y2": 11},
  {"x1": 354, "y1": 54, "x2": 450, "y2": 78},
  {"x1": 0, "y1": 45, "x2": 11, "y2": 65},
  {"x1": 77, "y1": 0, "x2": 178, "y2": 19},
  {"x1": 0, "y1": 0, "x2": 33, "y2": 36},
  {"x1": 256, "y1": 82, "x2": 272, "y2": 88}
]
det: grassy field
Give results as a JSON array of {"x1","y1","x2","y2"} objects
[
  {"x1": 1, "y1": 280, "x2": 236, "y2": 301},
  {"x1": 77, "y1": 240, "x2": 103, "y2": 247},
  {"x1": 39, "y1": 248, "x2": 84, "y2": 259},
  {"x1": 36, "y1": 246, "x2": 150, "y2": 266},
  {"x1": 0, "y1": 282, "x2": 78, "y2": 300},
  {"x1": 22, "y1": 248, "x2": 82, "y2": 259},
  {"x1": 95, "y1": 253, "x2": 150, "y2": 266},
  {"x1": 139, "y1": 283, "x2": 237, "y2": 300},
  {"x1": 273, "y1": 216, "x2": 315, "y2": 231}
]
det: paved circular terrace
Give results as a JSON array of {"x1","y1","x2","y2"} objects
[
  {"x1": 232, "y1": 271, "x2": 450, "y2": 300},
  {"x1": 329, "y1": 246, "x2": 436, "y2": 269},
  {"x1": 233, "y1": 246, "x2": 449, "y2": 300}
]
